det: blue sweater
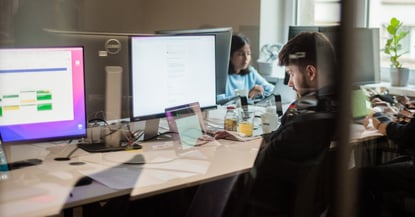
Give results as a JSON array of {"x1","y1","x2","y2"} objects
[{"x1": 218, "y1": 66, "x2": 274, "y2": 101}]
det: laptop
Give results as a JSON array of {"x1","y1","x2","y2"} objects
[
  {"x1": 352, "y1": 88, "x2": 371, "y2": 124},
  {"x1": 164, "y1": 102, "x2": 213, "y2": 149}
]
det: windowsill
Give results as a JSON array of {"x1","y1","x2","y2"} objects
[{"x1": 362, "y1": 82, "x2": 415, "y2": 97}]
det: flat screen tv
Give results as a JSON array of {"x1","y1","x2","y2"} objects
[
  {"x1": 286, "y1": 26, "x2": 380, "y2": 86},
  {"x1": 352, "y1": 28, "x2": 380, "y2": 85},
  {"x1": 155, "y1": 27, "x2": 232, "y2": 100},
  {"x1": 0, "y1": 46, "x2": 87, "y2": 144},
  {"x1": 129, "y1": 34, "x2": 217, "y2": 140}
]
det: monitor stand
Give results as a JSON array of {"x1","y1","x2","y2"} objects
[
  {"x1": 142, "y1": 118, "x2": 172, "y2": 141},
  {"x1": 143, "y1": 119, "x2": 159, "y2": 141},
  {"x1": 78, "y1": 66, "x2": 125, "y2": 153}
]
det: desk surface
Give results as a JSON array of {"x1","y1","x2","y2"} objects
[
  {"x1": 349, "y1": 123, "x2": 384, "y2": 144},
  {"x1": 0, "y1": 136, "x2": 261, "y2": 217},
  {"x1": 0, "y1": 106, "x2": 386, "y2": 217}
]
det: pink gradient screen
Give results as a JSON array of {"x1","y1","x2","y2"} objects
[{"x1": 0, "y1": 47, "x2": 87, "y2": 143}]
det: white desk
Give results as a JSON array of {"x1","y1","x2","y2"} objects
[
  {"x1": 349, "y1": 123, "x2": 401, "y2": 167},
  {"x1": 0, "y1": 136, "x2": 261, "y2": 217}
]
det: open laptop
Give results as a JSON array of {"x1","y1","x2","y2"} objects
[
  {"x1": 352, "y1": 88, "x2": 371, "y2": 124},
  {"x1": 165, "y1": 102, "x2": 213, "y2": 149}
]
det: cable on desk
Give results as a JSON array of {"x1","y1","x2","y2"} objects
[{"x1": 87, "y1": 118, "x2": 135, "y2": 144}]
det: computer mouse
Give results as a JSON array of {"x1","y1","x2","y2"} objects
[{"x1": 75, "y1": 176, "x2": 93, "y2": 187}]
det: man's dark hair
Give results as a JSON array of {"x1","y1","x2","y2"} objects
[
  {"x1": 278, "y1": 31, "x2": 337, "y2": 79},
  {"x1": 229, "y1": 33, "x2": 250, "y2": 75}
]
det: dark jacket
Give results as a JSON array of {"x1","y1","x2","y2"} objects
[
  {"x1": 386, "y1": 117, "x2": 415, "y2": 153},
  {"x1": 244, "y1": 90, "x2": 337, "y2": 217}
]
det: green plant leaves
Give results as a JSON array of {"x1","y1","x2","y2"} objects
[{"x1": 383, "y1": 17, "x2": 409, "y2": 68}]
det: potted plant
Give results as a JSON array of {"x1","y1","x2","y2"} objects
[
  {"x1": 383, "y1": 17, "x2": 410, "y2": 86},
  {"x1": 257, "y1": 44, "x2": 281, "y2": 76}
]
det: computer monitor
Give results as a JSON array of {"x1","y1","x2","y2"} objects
[
  {"x1": 43, "y1": 29, "x2": 138, "y2": 120},
  {"x1": 288, "y1": 25, "x2": 340, "y2": 48},
  {"x1": 285, "y1": 25, "x2": 340, "y2": 85},
  {"x1": 286, "y1": 26, "x2": 380, "y2": 86},
  {"x1": 155, "y1": 27, "x2": 232, "y2": 99},
  {"x1": 129, "y1": 34, "x2": 217, "y2": 140},
  {"x1": 0, "y1": 46, "x2": 87, "y2": 144},
  {"x1": 352, "y1": 28, "x2": 380, "y2": 85}
]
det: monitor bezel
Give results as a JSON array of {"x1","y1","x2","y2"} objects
[{"x1": 0, "y1": 46, "x2": 87, "y2": 144}]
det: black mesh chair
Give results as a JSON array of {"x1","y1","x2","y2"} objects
[{"x1": 231, "y1": 148, "x2": 334, "y2": 217}]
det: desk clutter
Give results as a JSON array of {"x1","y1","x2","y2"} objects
[
  {"x1": 350, "y1": 85, "x2": 414, "y2": 167},
  {"x1": 81, "y1": 103, "x2": 270, "y2": 153}
]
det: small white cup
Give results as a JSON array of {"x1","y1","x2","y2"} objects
[{"x1": 235, "y1": 89, "x2": 248, "y2": 97}]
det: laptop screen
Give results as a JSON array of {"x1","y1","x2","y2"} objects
[
  {"x1": 352, "y1": 89, "x2": 370, "y2": 120},
  {"x1": 165, "y1": 102, "x2": 208, "y2": 147}
]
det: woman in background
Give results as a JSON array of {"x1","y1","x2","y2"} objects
[{"x1": 223, "y1": 33, "x2": 274, "y2": 101}]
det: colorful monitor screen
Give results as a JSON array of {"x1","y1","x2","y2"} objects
[{"x1": 0, "y1": 46, "x2": 87, "y2": 144}]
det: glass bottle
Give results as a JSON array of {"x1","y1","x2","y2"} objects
[{"x1": 224, "y1": 105, "x2": 238, "y2": 131}]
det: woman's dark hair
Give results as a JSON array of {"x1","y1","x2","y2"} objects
[{"x1": 229, "y1": 33, "x2": 251, "y2": 75}]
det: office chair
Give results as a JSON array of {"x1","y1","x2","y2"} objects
[
  {"x1": 185, "y1": 175, "x2": 238, "y2": 217},
  {"x1": 379, "y1": 149, "x2": 415, "y2": 216},
  {"x1": 230, "y1": 148, "x2": 333, "y2": 217},
  {"x1": 290, "y1": 149, "x2": 333, "y2": 217}
]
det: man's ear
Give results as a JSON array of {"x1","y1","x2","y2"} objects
[{"x1": 306, "y1": 65, "x2": 317, "y2": 81}]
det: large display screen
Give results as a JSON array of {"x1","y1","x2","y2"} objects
[
  {"x1": 0, "y1": 47, "x2": 87, "y2": 143},
  {"x1": 156, "y1": 27, "x2": 232, "y2": 98},
  {"x1": 129, "y1": 35, "x2": 217, "y2": 121}
]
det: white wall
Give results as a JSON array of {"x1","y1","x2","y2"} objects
[
  {"x1": 79, "y1": 0, "x2": 260, "y2": 34},
  {"x1": 80, "y1": 0, "x2": 145, "y2": 33},
  {"x1": 6, "y1": 0, "x2": 260, "y2": 45},
  {"x1": 77, "y1": 0, "x2": 261, "y2": 63}
]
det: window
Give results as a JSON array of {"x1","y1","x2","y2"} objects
[
  {"x1": 296, "y1": 0, "x2": 341, "y2": 26},
  {"x1": 368, "y1": 0, "x2": 415, "y2": 70},
  {"x1": 293, "y1": 0, "x2": 415, "y2": 84}
]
